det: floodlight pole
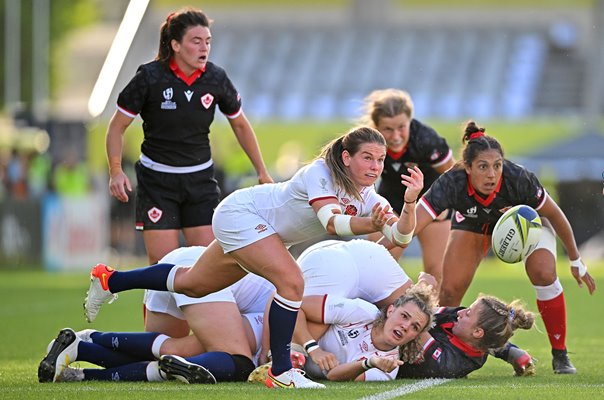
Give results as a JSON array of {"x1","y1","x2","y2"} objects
[
  {"x1": 583, "y1": 0, "x2": 604, "y2": 133},
  {"x1": 32, "y1": 0, "x2": 50, "y2": 124},
  {"x1": 4, "y1": 0, "x2": 21, "y2": 115}
]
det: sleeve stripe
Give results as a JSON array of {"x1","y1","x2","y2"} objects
[
  {"x1": 431, "y1": 149, "x2": 453, "y2": 168},
  {"x1": 224, "y1": 107, "x2": 242, "y2": 119},
  {"x1": 309, "y1": 196, "x2": 338, "y2": 206},
  {"x1": 117, "y1": 105, "x2": 137, "y2": 118},
  {"x1": 535, "y1": 189, "x2": 548, "y2": 211},
  {"x1": 418, "y1": 197, "x2": 438, "y2": 219}
]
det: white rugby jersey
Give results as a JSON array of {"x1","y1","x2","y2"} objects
[
  {"x1": 245, "y1": 159, "x2": 393, "y2": 245},
  {"x1": 318, "y1": 295, "x2": 400, "y2": 381}
]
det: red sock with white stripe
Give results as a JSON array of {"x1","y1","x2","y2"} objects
[{"x1": 535, "y1": 279, "x2": 567, "y2": 350}]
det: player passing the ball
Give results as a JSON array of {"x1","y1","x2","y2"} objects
[
  {"x1": 105, "y1": 7, "x2": 273, "y2": 264},
  {"x1": 410, "y1": 120, "x2": 596, "y2": 374},
  {"x1": 83, "y1": 126, "x2": 424, "y2": 389}
]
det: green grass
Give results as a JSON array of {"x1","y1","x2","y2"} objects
[{"x1": 1, "y1": 258, "x2": 603, "y2": 399}]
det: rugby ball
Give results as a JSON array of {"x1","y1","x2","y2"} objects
[{"x1": 491, "y1": 205, "x2": 542, "y2": 264}]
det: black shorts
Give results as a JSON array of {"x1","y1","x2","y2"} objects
[
  {"x1": 451, "y1": 211, "x2": 493, "y2": 235},
  {"x1": 135, "y1": 161, "x2": 220, "y2": 230}
]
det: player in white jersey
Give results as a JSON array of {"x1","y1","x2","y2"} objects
[
  {"x1": 39, "y1": 246, "x2": 276, "y2": 383},
  {"x1": 84, "y1": 126, "x2": 424, "y2": 389},
  {"x1": 301, "y1": 284, "x2": 435, "y2": 381}
]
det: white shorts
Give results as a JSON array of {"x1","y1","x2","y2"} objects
[
  {"x1": 298, "y1": 239, "x2": 411, "y2": 304},
  {"x1": 144, "y1": 272, "x2": 275, "y2": 320},
  {"x1": 525, "y1": 224, "x2": 557, "y2": 262},
  {"x1": 243, "y1": 312, "x2": 264, "y2": 367},
  {"x1": 212, "y1": 189, "x2": 277, "y2": 253}
]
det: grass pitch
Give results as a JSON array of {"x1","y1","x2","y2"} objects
[{"x1": 1, "y1": 258, "x2": 603, "y2": 399}]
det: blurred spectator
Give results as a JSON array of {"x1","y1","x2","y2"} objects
[
  {"x1": 27, "y1": 150, "x2": 52, "y2": 198},
  {"x1": 6, "y1": 148, "x2": 28, "y2": 199},
  {"x1": 52, "y1": 148, "x2": 90, "y2": 197}
]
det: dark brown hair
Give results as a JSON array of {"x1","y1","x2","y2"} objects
[
  {"x1": 156, "y1": 8, "x2": 212, "y2": 65},
  {"x1": 459, "y1": 121, "x2": 504, "y2": 167}
]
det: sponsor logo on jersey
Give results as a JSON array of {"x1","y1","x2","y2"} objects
[
  {"x1": 337, "y1": 330, "x2": 349, "y2": 346},
  {"x1": 391, "y1": 162, "x2": 402, "y2": 172},
  {"x1": 483, "y1": 208, "x2": 492, "y2": 214},
  {"x1": 201, "y1": 93, "x2": 214, "y2": 109},
  {"x1": 360, "y1": 341, "x2": 369, "y2": 352},
  {"x1": 432, "y1": 348, "x2": 442, "y2": 361},
  {"x1": 161, "y1": 88, "x2": 177, "y2": 110},
  {"x1": 464, "y1": 206, "x2": 478, "y2": 218},
  {"x1": 344, "y1": 204, "x2": 358, "y2": 216},
  {"x1": 341, "y1": 197, "x2": 350, "y2": 205},
  {"x1": 319, "y1": 178, "x2": 329, "y2": 193},
  {"x1": 348, "y1": 329, "x2": 360, "y2": 339},
  {"x1": 147, "y1": 207, "x2": 163, "y2": 223},
  {"x1": 184, "y1": 90, "x2": 194, "y2": 102},
  {"x1": 255, "y1": 224, "x2": 268, "y2": 233},
  {"x1": 454, "y1": 211, "x2": 465, "y2": 223}
]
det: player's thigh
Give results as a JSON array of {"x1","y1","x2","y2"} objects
[
  {"x1": 144, "y1": 310, "x2": 190, "y2": 338},
  {"x1": 142, "y1": 230, "x2": 181, "y2": 264},
  {"x1": 174, "y1": 241, "x2": 248, "y2": 297},
  {"x1": 298, "y1": 241, "x2": 358, "y2": 297},
  {"x1": 440, "y1": 230, "x2": 485, "y2": 305},
  {"x1": 182, "y1": 302, "x2": 253, "y2": 357},
  {"x1": 182, "y1": 225, "x2": 215, "y2": 247},
  {"x1": 230, "y1": 235, "x2": 304, "y2": 300}
]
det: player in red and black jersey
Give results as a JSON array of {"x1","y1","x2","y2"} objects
[
  {"x1": 415, "y1": 121, "x2": 596, "y2": 374},
  {"x1": 360, "y1": 89, "x2": 454, "y2": 288},
  {"x1": 397, "y1": 294, "x2": 534, "y2": 379},
  {"x1": 105, "y1": 8, "x2": 273, "y2": 265}
]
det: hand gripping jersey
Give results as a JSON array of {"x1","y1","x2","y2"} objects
[
  {"x1": 318, "y1": 295, "x2": 400, "y2": 381},
  {"x1": 396, "y1": 307, "x2": 487, "y2": 379},
  {"x1": 378, "y1": 119, "x2": 452, "y2": 213},
  {"x1": 117, "y1": 60, "x2": 242, "y2": 167},
  {"x1": 419, "y1": 160, "x2": 547, "y2": 234}
]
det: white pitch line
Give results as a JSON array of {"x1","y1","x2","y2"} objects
[{"x1": 358, "y1": 378, "x2": 451, "y2": 400}]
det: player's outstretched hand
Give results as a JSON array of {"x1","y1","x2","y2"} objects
[
  {"x1": 371, "y1": 203, "x2": 392, "y2": 231},
  {"x1": 401, "y1": 166, "x2": 423, "y2": 203}
]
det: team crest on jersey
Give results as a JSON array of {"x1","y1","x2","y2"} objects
[
  {"x1": 536, "y1": 187, "x2": 543, "y2": 199},
  {"x1": 161, "y1": 88, "x2": 176, "y2": 110},
  {"x1": 255, "y1": 224, "x2": 268, "y2": 233},
  {"x1": 184, "y1": 90, "x2": 194, "y2": 102},
  {"x1": 454, "y1": 211, "x2": 465, "y2": 223},
  {"x1": 498, "y1": 206, "x2": 513, "y2": 214},
  {"x1": 201, "y1": 93, "x2": 214, "y2": 109},
  {"x1": 147, "y1": 207, "x2": 163, "y2": 223},
  {"x1": 432, "y1": 348, "x2": 442, "y2": 361},
  {"x1": 344, "y1": 205, "x2": 358, "y2": 216}
]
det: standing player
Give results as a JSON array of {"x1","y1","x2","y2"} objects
[
  {"x1": 359, "y1": 89, "x2": 455, "y2": 287},
  {"x1": 106, "y1": 8, "x2": 273, "y2": 264},
  {"x1": 415, "y1": 120, "x2": 596, "y2": 374},
  {"x1": 83, "y1": 127, "x2": 424, "y2": 389}
]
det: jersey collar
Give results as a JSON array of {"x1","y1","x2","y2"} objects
[
  {"x1": 466, "y1": 175, "x2": 502, "y2": 207},
  {"x1": 169, "y1": 58, "x2": 205, "y2": 86},
  {"x1": 387, "y1": 144, "x2": 409, "y2": 160},
  {"x1": 441, "y1": 322, "x2": 484, "y2": 358}
]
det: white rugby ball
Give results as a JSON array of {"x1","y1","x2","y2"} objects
[{"x1": 491, "y1": 205, "x2": 542, "y2": 264}]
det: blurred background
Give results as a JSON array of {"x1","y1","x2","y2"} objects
[{"x1": 0, "y1": 0, "x2": 603, "y2": 269}]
